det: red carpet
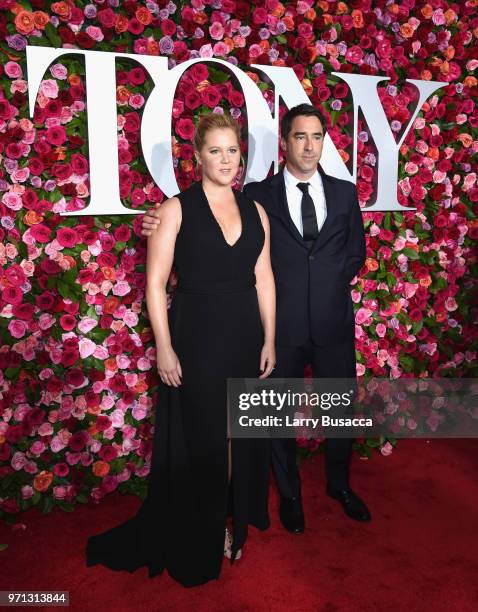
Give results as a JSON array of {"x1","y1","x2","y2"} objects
[{"x1": 2, "y1": 439, "x2": 478, "y2": 611}]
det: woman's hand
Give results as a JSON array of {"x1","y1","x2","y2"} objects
[
  {"x1": 141, "y1": 205, "x2": 162, "y2": 237},
  {"x1": 259, "y1": 342, "x2": 276, "y2": 379},
  {"x1": 157, "y1": 345, "x2": 182, "y2": 387}
]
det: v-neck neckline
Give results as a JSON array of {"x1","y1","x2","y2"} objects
[{"x1": 200, "y1": 182, "x2": 243, "y2": 248}]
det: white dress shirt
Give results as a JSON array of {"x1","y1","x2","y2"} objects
[{"x1": 283, "y1": 165, "x2": 327, "y2": 236}]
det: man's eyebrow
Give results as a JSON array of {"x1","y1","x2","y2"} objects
[{"x1": 292, "y1": 131, "x2": 323, "y2": 136}]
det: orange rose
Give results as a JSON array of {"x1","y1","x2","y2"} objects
[
  {"x1": 259, "y1": 40, "x2": 270, "y2": 53},
  {"x1": 419, "y1": 276, "x2": 432, "y2": 287},
  {"x1": 352, "y1": 9, "x2": 364, "y2": 28},
  {"x1": 400, "y1": 23, "x2": 414, "y2": 38},
  {"x1": 444, "y1": 9, "x2": 457, "y2": 25},
  {"x1": 365, "y1": 258, "x2": 379, "y2": 272},
  {"x1": 457, "y1": 134, "x2": 472, "y2": 148},
  {"x1": 102, "y1": 266, "x2": 116, "y2": 281},
  {"x1": 196, "y1": 79, "x2": 210, "y2": 92},
  {"x1": 116, "y1": 85, "x2": 131, "y2": 104},
  {"x1": 14, "y1": 10, "x2": 35, "y2": 35},
  {"x1": 103, "y1": 296, "x2": 120, "y2": 314},
  {"x1": 172, "y1": 142, "x2": 181, "y2": 157},
  {"x1": 51, "y1": 2, "x2": 72, "y2": 20},
  {"x1": 68, "y1": 74, "x2": 81, "y2": 87},
  {"x1": 24, "y1": 210, "x2": 43, "y2": 226},
  {"x1": 282, "y1": 16, "x2": 295, "y2": 31},
  {"x1": 147, "y1": 40, "x2": 160, "y2": 55},
  {"x1": 133, "y1": 380, "x2": 148, "y2": 393},
  {"x1": 104, "y1": 358, "x2": 118, "y2": 373},
  {"x1": 33, "y1": 11, "x2": 50, "y2": 30},
  {"x1": 338, "y1": 149, "x2": 350, "y2": 163},
  {"x1": 302, "y1": 78, "x2": 313, "y2": 96},
  {"x1": 33, "y1": 470, "x2": 53, "y2": 492},
  {"x1": 317, "y1": 1, "x2": 329, "y2": 11},
  {"x1": 272, "y1": 2, "x2": 285, "y2": 17},
  {"x1": 62, "y1": 255, "x2": 76, "y2": 269},
  {"x1": 304, "y1": 8, "x2": 316, "y2": 21},
  {"x1": 323, "y1": 14, "x2": 334, "y2": 25},
  {"x1": 428, "y1": 147, "x2": 440, "y2": 161},
  {"x1": 463, "y1": 76, "x2": 477, "y2": 88},
  {"x1": 193, "y1": 11, "x2": 208, "y2": 25},
  {"x1": 420, "y1": 70, "x2": 432, "y2": 81},
  {"x1": 180, "y1": 160, "x2": 193, "y2": 173},
  {"x1": 336, "y1": 2, "x2": 348, "y2": 14},
  {"x1": 135, "y1": 7, "x2": 153, "y2": 25},
  {"x1": 444, "y1": 45, "x2": 455, "y2": 60},
  {"x1": 421, "y1": 4, "x2": 433, "y2": 19},
  {"x1": 92, "y1": 461, "x2": 110, "y2": 478},
  {"x1": 115, "y1": 14, "x2": 129, "y2": 34},
  {"x1": 87, "y1": 405, "x2": 102, "y2": 416}
]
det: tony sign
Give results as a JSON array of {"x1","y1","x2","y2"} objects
[{"x1": 26, "y1": 46, "x2": 446, "y2": 216}]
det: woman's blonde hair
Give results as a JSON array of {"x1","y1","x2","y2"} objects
[{"x1": 193, "y1": 113, "x2": 242, "y2": 152}]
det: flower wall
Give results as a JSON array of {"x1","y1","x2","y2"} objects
[{"x1": 0, "y1": 0, "x2": 476, "y2": 519}]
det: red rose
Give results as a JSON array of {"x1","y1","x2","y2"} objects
[
  {"x1": 70, "y1": 153, "x2": 88, "y2": 174},
  {"x1": 12, "y1": 303, "x2": 35, "y2": 321},
  {"x1": 123, "y1": 112, "x2": 141, "y2": 133},
  {"x1": 2, "y1": 286, "x2": 23, "y2": 305},
  {"x1": 128, "y1": 67, "x2": 146, "y2": 85},
  {"x1": 46, "y1": 125, "x2": 67, "y2": 146},
  {"x1": 96, "y1": 415, "x2": 112, "y2": 432},
  {"x1": 28, "y1": 157, "x2": 44, "y2": 175},
  {"x1": 175, "y1": 117, "x2": 195, "y2": 140},
  {"x1": 98, "y1": 7, "x2": 116, "y2": 28},
  {"x1": 190, "y1": 63, "x2": 209, "y2": 83},
  {"x1": 99, "y1": 446, "x2": 118, "y2": 462},
  {"x1": 200, "y1": 85, "x2": 221, "y2": 108},
  {"x1": 69, "y1": 431, "x2": 87, "y2": 452},
  {"x1": 51, "y1": 162, "x2": 73, "y2": 180},
  {"x1": 59, "y1": 314, "x2": 76, "y2": 331},
  {"x1": 6, "y1": 264, "x2": 26, "y2": 285},
  {"x1": 65, "y1": 368, "x2": 85, "y2": 387},
  {"x1": 229, "y1": 89, "x2": 244, "y2": 107},
  {"x1": 184, "y1": 90, "x2": 201, "y2": 110},
  {"x1": 161, "y1": 18, "x2": 176, "y2": 36},
  {"x1": 56, "y1": 227, "x2": 79, "y2": 247}
]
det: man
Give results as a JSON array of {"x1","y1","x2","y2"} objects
[{"x1": 140, "y1": 103, "x2": 371, "y2": 533}]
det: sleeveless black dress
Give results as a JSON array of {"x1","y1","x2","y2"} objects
[{"x1": 86, "y1": 181, "x2": 270, "y2": 587}]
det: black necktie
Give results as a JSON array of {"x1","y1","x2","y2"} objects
[{"x1": 297, "y1": 182, "x2": 319, "y2": 242}]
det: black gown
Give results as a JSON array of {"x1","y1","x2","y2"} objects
[{"x1": 86, "y1": 181, "x2": 270, "y2": 587}]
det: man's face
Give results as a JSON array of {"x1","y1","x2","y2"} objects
[{"x1": 281, "y1": 115, "x2": 325, "y2": 179}]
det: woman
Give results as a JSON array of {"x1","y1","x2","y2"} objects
[{"x1": 86, "y1": 113, "x2": 276, "y2": 587}]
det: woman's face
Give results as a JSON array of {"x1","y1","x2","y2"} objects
[{"x1": 195, "y1": 127, "x2": 241, "y2": 186}]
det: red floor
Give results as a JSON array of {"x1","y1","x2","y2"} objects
[{"x1": 2, "y1": 439, "x2": 478, "y2": 612}]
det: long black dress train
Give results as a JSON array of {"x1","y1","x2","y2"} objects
[{"x1": 86, "y1": 181, "x2": 270, "y2": 587}]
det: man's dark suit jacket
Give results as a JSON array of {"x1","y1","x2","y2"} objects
[{"x1": 243, "y1": 164, "x2": 366, "y2": 347}]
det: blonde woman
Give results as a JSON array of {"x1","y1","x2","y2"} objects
[{"x1": 86, "y1": 114, "x2": 276, "y2": 587}]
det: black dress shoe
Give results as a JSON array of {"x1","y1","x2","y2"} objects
[
  {"x1": 279, "y1": 496, "x2": 305, "y2": 534},
  {"x1": 326, "y1": 483, "x2": 371, "y2": 522}
]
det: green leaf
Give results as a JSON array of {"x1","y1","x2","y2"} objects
[
  {"x1": 44, "y1": 23, "x2": 62, "y2": 48},
  {"x1": 402, "y1": 247, "x2": 419, "y2": 260},
  {"x1": 399, "y1": 354, "x2": 415, "y2": 372},
  {"x1": 0, "y1": 544, "x2": 8, "y2": 551}
]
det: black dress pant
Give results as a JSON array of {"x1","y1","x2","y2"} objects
[{"x1": 271, "y1": 337, "x2": 356, "y2": 497}]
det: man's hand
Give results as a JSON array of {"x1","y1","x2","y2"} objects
[{"x1": 141, "y1": 203, "x2": 162, "y2": 236}]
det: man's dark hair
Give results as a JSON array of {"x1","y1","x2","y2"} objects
[{"x1": 280, "y1": 104, "x2": 327, "y2": 140}]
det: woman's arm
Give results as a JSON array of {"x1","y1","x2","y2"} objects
[
  {"x1": 254, "y1": 202, "x2": 276, "y2": 379},
  {"x1": 145, "y1": 197, "x2": 182, "y2": 386}
]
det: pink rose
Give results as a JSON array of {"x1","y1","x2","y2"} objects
[
  {"x1": 380, "y1": 442, "x2": 393, "y2": 456},
  {"x1": 5, "y1": 61, "x2": 22, "y2": 78},
  {"x1": 39, "y1": 79, "x2": 59, "y2": 98},
  {"x1": 8, "y1": 319, "x2": 27, "y2": 338}
]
